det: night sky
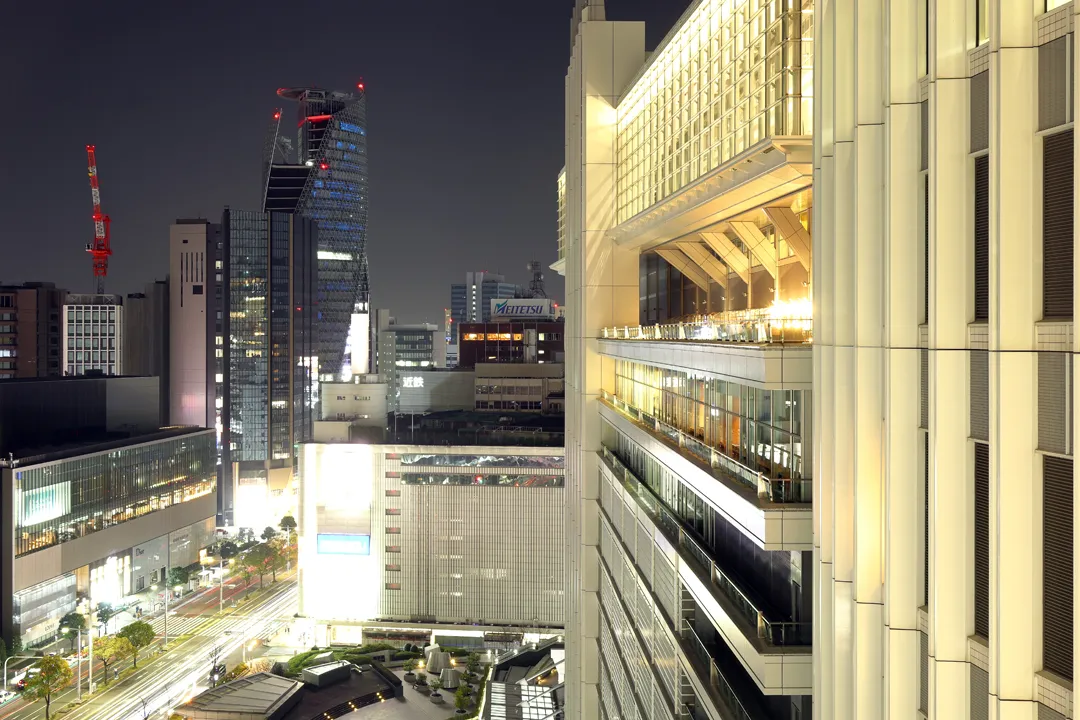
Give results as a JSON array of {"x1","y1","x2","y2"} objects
[{"x1": 1, "y1": 1, "x2": 688, "y2": 324}]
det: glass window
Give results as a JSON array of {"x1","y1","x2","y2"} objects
[{"x1": 976, "y1": 0, "x2": 989, "y2": 46}]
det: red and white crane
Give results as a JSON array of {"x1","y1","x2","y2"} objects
[{"x1": 85, "y1": 145, "x2": 112, "y2": 294}]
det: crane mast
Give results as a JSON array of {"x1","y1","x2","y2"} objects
[{"x1": 85, "y1": 145, "x2": 112, "y2": 294}]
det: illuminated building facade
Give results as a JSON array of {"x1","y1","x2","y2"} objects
[
  {"x1": 814, "y1": 0, "x2": 1079, "y2": 718},
  {"x1": 298, "y1": 443, "x2": 565, "y2": 645},
  {"x1": 559, "y1": 1, "x2": 813, "y2": 718},
  {"x1": 264, "y1": 86, "x2": 369, "y2": 379},
  {"x1": 62, "y1": 294, "x2": 124, "y2": 376},
  {"x1": 0, "y1": 282, "x2": 67, "y2": 380},
  {"x1": 222, "y1": 209, "x2": 317, "y2": 530},
  {"x1": 0, "y1": 427, "x2": 216, "y2": 646}
]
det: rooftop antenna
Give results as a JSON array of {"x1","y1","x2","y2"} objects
[{"x1": 527, "y1": 261, "x2": 547, "y2": 298}]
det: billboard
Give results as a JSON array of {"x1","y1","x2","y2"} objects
[
  {"x1": 490, "y1": 298, "x2": 556, "y2": 319},
  {"x1": 317, "y1": 533, "x2": 371, "y2": 555}
]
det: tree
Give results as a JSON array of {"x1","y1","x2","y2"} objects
[
  {"x1": 454, "y1": 685, "x2": 471, "y2": 714},
  {"x1": 237, "y1": 557, "x2": 255, "y2": 596},
  {"x1": 261, "y1": 526, "x2": 278, "y2": 542},
  {"x1": 22, "y1": 656, "x2": 73, "y2": 720},
  {"x1": 267, "y1": 537, "x2": 288, "y2": 582},
  {"x1": 415, "y1": 670, "x2": 428, "y2": 687},
  {"x1": 59, "y1": 611, "x2": 86, "y2": 652},
  {"x1": 167, "y1": 566, "x2": 191, "y2": 588},
  {"x1": 403, "y1": 658, "x2": 418, "y2": 681},
  {"x1": 94, "y1": 636, "x2": 134, "y2": 684},
  {"x1": 279, "y1": 515, "x2": 297, "y2": 533},
  {"x1": 430, "y1": 678, "x2": 444, "y2": 699},
  {"x1": 218, "y1": 541, "x2": 239, "y2": 562},
  {"x1": 245, "y1": 544, "x2": 272, "y2": 588},
  {"x1": 95, "y1": 602, "x2": 117, "y2": 634},
  {"x1": 118, "y1": 621, "x2": 155, "y2": 668}
]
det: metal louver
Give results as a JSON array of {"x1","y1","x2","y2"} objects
[
  {"x1": 1043, "y1": 455, "x2": 1074, "y2": 680},
  {"x1": 970, "y1": 350, "x2": 989, "y2": 441},
  {"x1": 974, "y1": 443, "x2": 990, "y2": 639},
  {"x1": 920, "y1": 349, "x2": 929, "y2": 429},
  {"x1": 1043, "y1": 130, "x2": 1074, "y2": 320},
  {"x1": 974, "y1": 156, "x2": 989, "y2": 321},
  {"x1": 970, "y1": 666, "x2": 989, "y2": 720},
  {"x1": 1038, "y1": 352, "x2": 1071, "y2": 454},
  {"x1": 970, "y1": 72, "x2": 989, "y2": 153}
]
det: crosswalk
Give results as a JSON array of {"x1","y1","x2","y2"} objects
[{"x1": 149, "y1": 610, "x2": 287, "y2": 641}]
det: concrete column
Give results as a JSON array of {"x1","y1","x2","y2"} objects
[
  {"x1": 988, "y1": 1, "x2": 1039, "y2": 716},
  {"x1": 853, "y1": 0, "x2": 887, "y2": 716},
  {"x1": 883, "y1": 0, "x2": 922, "y2": 716},
  {"x1": 562, "y1": 17, "x2": 644, "y2": 720},
  {"x1": 928, "y1": 0, "x2": 974, "y2": 717},
  {"x1": 812, "y1": 0, "x2": 836, "y2": 712}
]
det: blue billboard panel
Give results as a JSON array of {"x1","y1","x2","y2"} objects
[{"x1": 317, "y1": 533, "x2": 371, "y2": 555}]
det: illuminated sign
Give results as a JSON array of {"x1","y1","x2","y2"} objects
[
  {"x1": 317, "y1": 533, "x2": 371, "y2": 555},
  {"x1": 491, "y1": 299, "x2": 556, "y2": 319},
  {"x1": 402, "y1": 376, "x2": 424, "y2": 388}
]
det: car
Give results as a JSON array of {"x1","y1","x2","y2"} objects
[
  {"x1": 0, "y1": 689, "x2": 17, "y2": 705},
  {"x1": 16, "y1": 668, "x2": 40, "y2": 691}
]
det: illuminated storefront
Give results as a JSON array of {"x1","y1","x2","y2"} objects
[{"x1": 2, "y1": 428, "x2": 218, "y2": 645}]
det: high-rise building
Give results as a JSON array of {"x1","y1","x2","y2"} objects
[
  {"x1": 0, "y1": 282, "x2": 67, "y2": 379},
  {"x1": 376, "y1": 315, "x2": 447, "y2": 412},
  {"x1": 124, "y1": 280, "x2": 169, "y2": 423},
  {"x1": 814, "y1": 1, "x2": 1075, "y2": 718},
  {"x1": 449, "y1": 271, "x2": 522, "y2": 328},
  {"x1": 168, "y1": 219, "x2": 225, "y2": 495},
  {"x1": 62, "y1": 293, "x2": 124, "y2": 376},
  {"x1": 263, "y1": 86, "x2": 369, "y2": 379},
  {"x1": 558, "y1": 1, "x2": 814, "y2": 719},
  {"x1": 222, "y1": 208, "x2": 318, "y2": 531}
]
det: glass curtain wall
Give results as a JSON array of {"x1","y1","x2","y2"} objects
[
  {"x1": 613, "y1": 359, "x2": 806, "y2": 480},
  {"x1": 13, "y1": 433, "x2": 216, "y2": 556},
  {"x1": 616, "y1": 0, "x2": 815, "y2": 222}
]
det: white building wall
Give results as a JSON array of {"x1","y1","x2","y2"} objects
[
  {"x1": 299, "y1": 443, "x2": 565, "y2": 631},
  {"x1": 169, "y1": 222, "x2": 212, "y2": 428}
]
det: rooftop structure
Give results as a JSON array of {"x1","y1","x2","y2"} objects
[{"x1": 263, "y1": 86, "x2": 369, "y2": 378}]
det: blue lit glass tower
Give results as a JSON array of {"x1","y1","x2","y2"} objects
[{"x1": 263, "y1": 85, "x2": 368, "y2": 378}]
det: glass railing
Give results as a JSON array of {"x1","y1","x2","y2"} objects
[
  {"x1": 601, "y1": 307, "x2": 812, "y2": 345},
  {"x1": 681, "y1": 620, "x2": 755, "y2": 720},
  {"x1": 600, "y1": 390, "x2": 811, "y2": 503},
  {"x1": 600, "y1": 446, "x2": 811, "y2": 648}
]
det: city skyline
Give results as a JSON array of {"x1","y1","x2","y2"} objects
[{"x1": 0, "y1": 1, "x2": 687, "y2": 324}]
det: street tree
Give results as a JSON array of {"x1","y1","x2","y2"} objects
[
  {"x1": 218, "y1": 540, "x2": 239, "y2": 561},
  {"x1": 279, "y1": 515, "x2": 297, "y2": 534},
  {"x1": 261, "y1": 526, "x2": 278, "y2": 542},
  {"x1": 245, "y1": 544, "x2": 272, "y2": 588},
  {"x1": 22, "y1": 655, "x2": 73, "y2": 720},
  {"x1": 95, "y1": 602, "x2": 117, "y2": 634},
  {"x1": 59, "y1": 611, "x2": 86, "y2": 651},
  {"x1": 237, "y1": 557, "x2": 255, "y2": 596},
  {"x1": 118, "y1": 621, "x2": 155, "y2": 668},
  {"x1": 167, "y1": 566, "x2": 191, "y2": 588},
  {"x1": 94, "y1": 636, "x2": 134, "y2": 683}
]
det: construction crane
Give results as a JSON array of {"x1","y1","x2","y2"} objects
[{"x1": 84, "y1": 145, "x2": 112, "y2": 294}]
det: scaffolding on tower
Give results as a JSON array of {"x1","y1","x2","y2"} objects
[{"x1": 85, "y1": 146, "x2": 112, "y2": 294}]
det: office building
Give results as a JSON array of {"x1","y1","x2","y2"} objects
[
  {"x1": 559, "y1": 1, "x2": 813, "y2": 718},
  {"x1": 298, "y1": 442, "x2": 564, "y2": 645},
  {"x1": 377, "y1": 316, "x2": 447, "y2": 411},
  {"x1": 223, "y1": 208, "x2": 318, "y2": 531},
  {"x1": 0, "y1": 375, "x2": 216, "y2": 646},
  {"x1": 474, "y1": 362, "x2": 564, "y2": 413},
  {"x1": 124, "y1": 280, "x2": 169, "y2": 424},
  {"x1": 391, "y1": 368, "x2": 476, "y2": 415},
  {"x1": 315, "y1": 376, "x2": 388, "y2": 444},
  {"x1": 449, "y1": 271, "x2": 522, "y2": 330},
  {"x1": 263, "y1": 86, "x2": 369, "y2": 379},
  {"x1": 813, "y1": 1, "x2": 1077, "y2": 718},
  {"x1": 458, "y1": 320, "x2": 564, "y2": 368},
  {"x1": 0, "y1": 282, "x2": 67, "y2": 380},
  {"x1": 62, "y1": 293, "x2": 123, "y2": 376}
]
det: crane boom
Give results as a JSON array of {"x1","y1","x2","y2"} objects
[{"x1": 85, "y1": 145, "x2": 112, "y2": 294}]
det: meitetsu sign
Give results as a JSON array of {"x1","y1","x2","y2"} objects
[{"x1": 491, "y1": 298, "x2": 556, "y2": 319}]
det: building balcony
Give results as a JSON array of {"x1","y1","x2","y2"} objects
[
  {"x1": 600, "y1": 446, "x2": 810, "y2": 651},
  {"x1": 599, "y1": 394, "x2": 811, "y2": 551},
  {"x1": 679, "y1": 620, "x2": 763, "y2": 720},
  {"x1": 602, "y1": 303, "x2": 812, "y2": 347},
  {"x1": 598, "y1": 329, "x2": 811, "y2": 393}
]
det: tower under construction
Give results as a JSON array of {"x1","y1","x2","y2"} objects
[{"x1": 262, "y1": 85, "x2": 369, "y2": 378}]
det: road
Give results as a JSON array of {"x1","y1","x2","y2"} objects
[{"x1": 0, "y1": 577, "x2": 297, "y2": 720}]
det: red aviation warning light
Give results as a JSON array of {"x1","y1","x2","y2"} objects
[{"x1": 84, "y1": 145, "x2": 112, "y2": 294}]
